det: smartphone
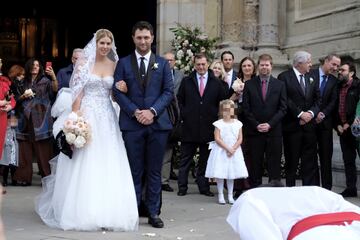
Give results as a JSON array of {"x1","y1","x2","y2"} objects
[{"x1": 45, "y1": 61, "x2": 52, "y2": 69}]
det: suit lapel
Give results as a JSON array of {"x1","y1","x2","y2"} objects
[
  {"x1": 190, "y1": 73, "x2": 200, "y2": 96},
  {"x1": 265, "y1": 76, "x2": 274, "y2": 101},
  {"x1": 254, "y1": 76, "x2": 263, "y2": 102},
  {"x1": 130, "y1": 53, "x2": 143, "y2": 90},
  {"x1": 304, "y1": 75, "x2": 311, "y2": 97},
  {"x1": 145, "y1": 53, "x2": 156, "y2": 88},
  {"x1": 291, "y1": 70, "x2": 305, "y2": 97}
]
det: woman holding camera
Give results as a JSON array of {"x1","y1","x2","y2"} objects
[{"x1": 13, "y1": 58, "x2": 58, "y2": 186}]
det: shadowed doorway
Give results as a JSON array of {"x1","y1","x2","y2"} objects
[{"x1": 0, "y1": 1, "x2": 157, "y2": 73}]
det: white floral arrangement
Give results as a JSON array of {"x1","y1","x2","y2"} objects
[
  {"x1": 63, "y1": 112, "x2": 91, "y2": 148},
  {"x1": 170, "y1": 23, "x2": 218, "y2": 75},
  {"x1": 232, "y1": 78, "x2": 245, "y2": 94},
  {"x1": 309, "y1": 77, "x2": 314, "y2": 84}
]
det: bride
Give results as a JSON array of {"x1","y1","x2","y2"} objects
[{"x1": 35, "y1": 29, "x2": 139, "y2": 231}]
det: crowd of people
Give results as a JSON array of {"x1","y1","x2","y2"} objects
[{"x1": 0, "y1": 20, "x2": 359, "y2": 235}]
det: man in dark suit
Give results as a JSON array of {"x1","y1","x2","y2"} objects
[
  {"x1": 242, "y1": 54, "x2": 287, "y2": 187},
  {"x1": 161, "y1": 51, "x2": 185, "y2": 192},
  {"x1": 309, "y1": 54, "x2": 341, "y2": 190},
  {"x1": 56, "y1": 48, "x2": 82, "y2": 90},
  {"x1": 177, "y1": 53, "x2": 227, "y2": 197},
  {"x1": 113, "y1": 21, "x2": 173, "y2": 228},
  {"x1": 278, "y1": 51, "x2": 321, "y2": 187},
  {"x1": 335, "y1": 61, "x2": 360, "y2": 197},
  {"x1": 221, "y1": 51, "x2": 238, "y2": 95}
]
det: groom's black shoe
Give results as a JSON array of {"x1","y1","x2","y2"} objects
[{"x1": 148, "y1": 215, "x2": 164, "y2": 228}]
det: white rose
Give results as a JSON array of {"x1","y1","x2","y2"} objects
[
  {"x1": 74, "y1": 136, "x2": 86, "y2": 148},
  {"x1": 65, "y1": 132, "x2": 76, "y2": 144},
  {"x1": 176, "y1": 50, "x2": 184, "y2": 59}
]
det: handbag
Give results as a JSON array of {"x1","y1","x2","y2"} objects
[{"x1": 55, "y1": 130, "x2": 73, "y2": 159}]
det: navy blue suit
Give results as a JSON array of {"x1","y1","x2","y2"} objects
[{"x1": 113, "y1": 52, "x2": 173, "y2": 216}]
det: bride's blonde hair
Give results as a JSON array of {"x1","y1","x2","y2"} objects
[{"x1": 95, "y1": 29, "x2": 114, "y2": 43}]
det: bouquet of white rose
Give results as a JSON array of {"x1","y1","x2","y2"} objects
[
  {"x1": 63, "y1": 112, "x2": 91, "y2": 148},
  {"x1": 232, "y1": 78, "x2": 245, "y2": 94}
]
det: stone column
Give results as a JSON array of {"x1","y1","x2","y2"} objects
[
  {"x1": 255, "y1": 0, "x2": 288, "y2": 76},
  {"x1": 217, "y1": 0, "x2": 248, "y2": 63},
  {"x1": 156, "y1": 0, "x2": 206, "y2": 55},
  {"x1": 242, "y1": 0, "x2": 258, "y2": 50},
  {"x1": 257, "y1": 0, "x2": 279, "y2": 48}
]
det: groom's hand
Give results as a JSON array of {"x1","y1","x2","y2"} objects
[{"x1": 136, "y1": 109, "x2": 154, "y2": 125}]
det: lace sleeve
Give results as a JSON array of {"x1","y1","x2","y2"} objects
[{"x1": 69, "y1": 58, "x2": 90, "y2": 102}]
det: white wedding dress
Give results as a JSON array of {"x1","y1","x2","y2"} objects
[{"x1": 35, "y1": 74, "x2": 139, "y2": 231}]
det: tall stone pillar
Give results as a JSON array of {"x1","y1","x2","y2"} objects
[
  {"x1": 257, "y1": 0, "x2": 279, "y2": 49},
  {"x1": 255, "y1": 0, "x2": 288, "y2": 75},
  {"x1": 242, "y1": 0, "x2": 258, "y2": 51},
  {"x1": 157, "y1": 0, "x2": 206, "y2": 55},
  {"x1": 217, "y1": 0, "x2": 248, "y2": 63}
]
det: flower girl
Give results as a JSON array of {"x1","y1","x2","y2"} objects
[{"x1": 205, "y1": 99, "x2": 248, "y2": 204}]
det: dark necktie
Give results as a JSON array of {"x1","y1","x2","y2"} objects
[
  {"x1": 320, "y1": 75, "x2": 327, "y2": 96},
  {"x1": 261, "y1": 79, "x2": 267, "y2": 100},
  {"x1": 299, "y1": 74, "x2": 305, "y2": 94},
  {"x1": 140, "y1": 57, "x2": 146, "y2": 87}
]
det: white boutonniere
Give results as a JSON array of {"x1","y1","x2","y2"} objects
[
  {"x1": 152, "y1": 63, "x2": 159, "y2": 70},
  {"x1": 309, "y1": 77, "x2": 314, "y2": 84}
]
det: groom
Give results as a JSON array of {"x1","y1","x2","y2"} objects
[{"x1": 113, "y1": 21, "x2": 174, "y2": 228}]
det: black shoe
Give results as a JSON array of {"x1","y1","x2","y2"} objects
[
  {"x1": 200, "y1": 190, "x2": 214, "y2": 197},
  {"x1": 11, "y1": 180, "x2": 17, "y2": 186},
  {"x1": 170, "y1": 171, "x2": 178, "y2": 180},
  {"x1": 340, "y1": 188, "x2": 358, "y2": 197},
  {"x1": 177, "y1": 190, "x2": 187, "y2": 196},
  {"x1": 148, "y1": 215, "x2": 164, "y2": 228},
  {"x1": 2, "y1": 182, "x2": 7, "y2": 187},
  {"x1": 162, "y1": 184, "x2": 174, "y2": 192}
]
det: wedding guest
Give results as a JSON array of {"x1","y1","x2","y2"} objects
[
  {"x1": 177, "y1": 52, "x2": 227, "y2": 197},
  {"x1": 221, "y1": 51, "x2": 238, "y2": 91},
  {"x1": 0, "y1": 59, "x2": 16, "y2": 193},
  {"x1": 205, "y1": 99, "x2": 248, "y2": 205},
  {"x1": 36, "y1": 29, "x2": 139, "y2": 231},
  {"x1": 278, "y1": 51, "x2": 320, "y2": 187},
  {"x1": 209, "y1": 60, "x2": 229, "y2": 96},
  {"x1": 209, "y1": 60, "x2": 227, "y2": 81},
  {"x1": 13, "y1": 58, "x2": 57, "y2": 186},
  {"x1": 4, "y1": 65, "x2": 25, "y2": 186},
  {"x1": 335, "y1": 61, "x2": 360, "y2": 197},
  {"x1": 309, "y1": 54, "x2": 340, "y2": 190},
  {"x1": 161, "y1": 51, "x2": 184, "y2": 192},
  {"x1": 242, "y1": 54, "x2": 287, "y2": 188},
  {"x1": 56, "y1": 48, "x2": 82, "y2": 90},
  {"x1": 232, "y1": 57, "x2": 256, "y2": 197}
]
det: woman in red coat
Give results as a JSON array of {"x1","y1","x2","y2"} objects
[
  {"x1": 0, "y1": 59, "x2": 16, "y2": 195},
  {"x1": 0, "y1": 75, "x2": 16, "y2": 153}
]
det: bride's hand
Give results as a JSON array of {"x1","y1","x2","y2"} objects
[{"x1": 116, "y1": 80, "x2": 128, "y2": 93}]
